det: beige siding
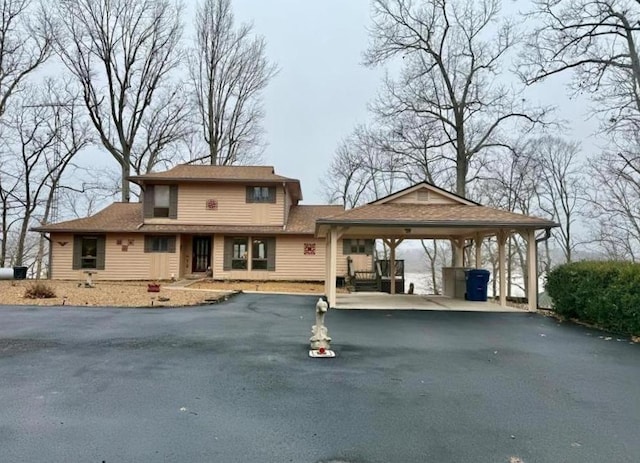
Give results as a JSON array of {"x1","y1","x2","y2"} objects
[
  {"x1": 50, "y1": 233, "x2": 179, "y2": 280},
  {"x1": 211, "y1": 234, "x2": 352, "y2": 281},
  {"x1": 349, "y1": 253, "x2": 373, "y2": 271},
  {"x1": 387, "y1": 187, "x2": 459, "y2": 205},
  {"x1": 146, "y1": 183, "x2": 285, "y2": 226}
]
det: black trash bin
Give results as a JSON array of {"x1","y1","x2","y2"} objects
[
  {"x1": 465, "y1": 269, "x2": 490, "y2": 301},
  {"x1": 13, "y1": 266, "x2": 28, "y2": 280}
]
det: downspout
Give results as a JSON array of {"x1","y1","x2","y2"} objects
[{"x1": 535, "y1": 228, "x2": 552, "y2": 309}]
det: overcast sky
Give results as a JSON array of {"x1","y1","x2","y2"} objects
[
  {"x1": 217, "y1": 0, "x2": 597, "y2": 204},
  {"x1": 227, "y1": 0, "x2": 383, "y2": 203}
]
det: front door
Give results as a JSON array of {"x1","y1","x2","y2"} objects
[{"x1": 192, "y1": 236, "x2": 212, "y2": 273}]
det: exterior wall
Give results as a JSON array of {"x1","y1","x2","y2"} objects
[
  {"x1": 145, "y1": 183, "x2": 285, "y2": 226},
  {"x1": 50, "y1": 233, "x2": 179, "y2": 280},
  {"x1": 211, "y1": 234, "x2": 351, "y2": 281},
  {"x1": 387, "y1": 188, "x2": 459, "y2": 205},
  {"x1": 349, "y1": 253, "x2": 373, "y2": 271}
]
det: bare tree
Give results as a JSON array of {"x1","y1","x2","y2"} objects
[
  {"x1": 0, "y1": 0, "x2": 54, "y2": 117},
  {"x1": 521, "y1": 0, "x2": 640, "y2": 132},
  {"x1": 587, "y1": 133, "x2": 640, "y2": 260},
  {"x1": 1, "y1": 81, "x2": 89, "y2": 267},
  {"x1": 189, "y1": 0, "x2": 277, "y2": 166},
  {"x1": 322, "y1": 125, "x2": 407, "y2": 207},
  {"x1": 364, "y1": 0, "x2": 551, "y2": 198},
  {"x1": 55, "y1": 0, "x2": 189, "y2": 202},
  {"x1": 533, "y1": 136, "x2": 585, "y2": 263}
]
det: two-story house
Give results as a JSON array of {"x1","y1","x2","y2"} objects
[{"x1": 35, "y1": 165, "x2": 373, "y2": 281}]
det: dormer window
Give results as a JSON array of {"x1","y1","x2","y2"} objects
[
  {"x1": 246, "y1": 186, "x2": 275, "y2": 203},
  {"x1": 154, "y1": 185, "x2": 170, "y2": 217}
]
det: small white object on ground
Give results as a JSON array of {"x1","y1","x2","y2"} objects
[{"x1": 309, "y1": 349, "x2": 336, "y2": 358}]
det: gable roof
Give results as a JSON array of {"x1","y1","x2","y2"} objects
[
  {"x1": 129, "y1": 164, "x2": 303, "y2": 202},
  {"x1": 371, "y1": 182, "x2": 479, "y2": 206}
]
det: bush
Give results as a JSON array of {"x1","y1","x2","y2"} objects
[
  {"x1": 546, "y1": 261, "x2": 640, "y2": 336},
  {"x1": 24, "y1": 282, "x2": 56, "y2": 299}
]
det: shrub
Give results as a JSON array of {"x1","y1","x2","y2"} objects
[
  {"x1": 24, "y1": 282, "x2": 56, "y2": 299},
  {"x1": 546, "y1": 261, "x2": 640, "y2": 336}
]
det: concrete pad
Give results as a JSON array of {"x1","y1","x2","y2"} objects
[{"x1": 335, "y1": 292, "x2": 525, "y2": 312}]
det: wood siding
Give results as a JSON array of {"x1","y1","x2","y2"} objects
[
  {"x1": 145, "y1": 183, "x2": 286, "y2": 226},
  {"x1": 50, "y1": 233, "x2": 179, "y2": 280},
  {"x1": 387, "y1": 188, "x2": 459, "y2": 204},
  {"x1": 211, "y1": 234, "x2": 351, "y2": 281}
]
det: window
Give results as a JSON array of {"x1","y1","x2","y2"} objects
[
  {"x1": 154, "y1": 185, "x2": 170, "y2": 217},
  {"x1": 232, "y1": 238, "x2": 248, "y2": 269},
  {"x1": 73, "y1": 235, "x2": 105, "y2": 270},
  {"x1": 350, "y1": 239, "x2": 367, "y2": 254},
  {"x1": 224, "y1": 236, "x2": 275, "y2": 271},
  {"x1": 144, "y1": 236, "x2": 176, "y2": 253},
  {"x1": 252, "y1": 239, "x2": 268, "y2": 270},
  {"x1": 246, "y1": 186, "x2": 275, "y2": 203},
  {"x1": 343, "y1": 239, "x2": 372, "y2": 255},
  {"x1": 81, "y1": 237, "x2": 98, "y2": 269}
]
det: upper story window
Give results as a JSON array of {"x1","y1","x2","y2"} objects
[
  {"x1": 144, "y1": 185, "x2": 177, "y2": 220},
  {"x1": 246, "y1": 186, "x2": 275, "y2": 203},
  {"x1": 154, "y1": 185, "x2": 170, "y2": 217}
]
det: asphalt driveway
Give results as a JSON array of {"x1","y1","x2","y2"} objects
[{"x1": 0, "y1": 293, "x2": 638, "y2": 462}]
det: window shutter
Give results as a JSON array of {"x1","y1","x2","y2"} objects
[
  {"x1": 365, "y1": 239, "x2": 374, "y2": 255},
  {"x1": 144, "y1": 185, "x2": 154, "y2": 218},
  {"x1": 72, "y1": 235, "x2": 82, "y2": 269},
  {"x1": 223, "y1": 237, "x2": 233, "y2": 271},
  {"x1": 169, "y1": 185, "x2": 178, "y2": 219},
  {"x1": 144, "y1": 236, "x2": 152, "y2": 253},
  {"x1": 167, "y1": 236, "x2": 176, "y2": 253},
  {"x1": 267, "y1": 237, "x2": 276, "y2": 271},
  {"x1": 268, "y1": 187, "x2": 276, "y2": 203},
  {"x1": 342, "y1": 239, "x2": 351, "y2": 255},
  {"x1": 96, "y1": 235, "x2": 106, "y2": 270},
  {"x1": 246, "y1": 187, "x2": 252, "y2": 203}
]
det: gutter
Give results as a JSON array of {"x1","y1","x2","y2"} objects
[{"x1": 316, "y1": 219, "x2": 559, "y2": 228}]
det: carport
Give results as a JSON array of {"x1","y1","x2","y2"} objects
[{"x1": 316, "y1": 183, "x2": 558, "y2": 311}]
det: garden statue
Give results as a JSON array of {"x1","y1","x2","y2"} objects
[{"x1": 309, "y1": 298, "x2": 335, "y2": 357}]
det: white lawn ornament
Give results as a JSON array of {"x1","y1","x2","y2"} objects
[{"x1": 309, "y1": 298, "x2": 335, "y2": 358}]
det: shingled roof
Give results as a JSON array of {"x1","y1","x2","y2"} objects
[
  {"x1": 316, "y1": 203, "x2": 557, "y2": 228},
  {"x1": 128, "y1": 165, "x2": 303, "y2": 202},
  {"x1": 128, "y1": 165, "x2": 294, "y2": 182},
  {"x1": 33, "y1": 203, "x2": 343, "y2": 235},
  {"x1": 285, "y1": 205, "x2": 343, "y2": 233},
  {"x1": 32, "y1": 203, "x2": 143, "y2": 233}
]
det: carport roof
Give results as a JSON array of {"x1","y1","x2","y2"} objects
[{"x1": 315, "y1": 183, "x2": 558, "y2": 238}]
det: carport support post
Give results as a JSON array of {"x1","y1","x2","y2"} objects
[
  {"x1": 324, "y1": 235, "x2": 331, "y2": 299},
  {"x1": 498, "y1": 231, "x2": 507, "y2": 307},
  {"x1": 328, "y1": 227, "x2": 338, "y2": 307},
  {"x1": 384, "y1": 238, "x2": 403, "y2": 295},
  {"x1": 452, "y1": 239, "x2": 464, "y2": 267},
  {"x1": 474, "y1": 233, "x2": 483, "y2": 268},
  {"x1": 526, "y1": 229, "x2": 537, "y2": 312}
]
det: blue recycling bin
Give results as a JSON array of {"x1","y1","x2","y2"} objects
[{"x1": 465, "y1": 269, "x2": 490, "y2": 301}]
